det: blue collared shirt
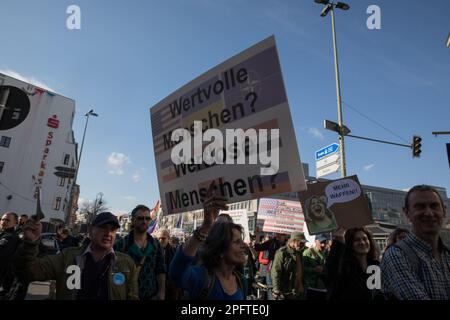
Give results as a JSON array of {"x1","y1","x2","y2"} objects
[{"x1": 381, "y1": 232, "x2": 450, "y2": 300}]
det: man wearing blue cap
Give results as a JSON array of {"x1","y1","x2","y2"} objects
[
  {"x1": 302, "y1": 233, "x2": 330, "y2": 300},
  {"x1": 15, "y1": 212, "x2": 138, "y2": 300}
]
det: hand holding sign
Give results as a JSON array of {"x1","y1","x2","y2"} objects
[
  {"x1": 201, "y1": 183, "x2": 228, "y2": 230},
  {"x1": 23, "y1": 220, "x2": 42, "y2": 243},
  {"x1": 31, "y1": 186, "x2": 45, "y2": 221},
  {"x1": 24, "y1": 187, "x2": 45, "y2": 243}
]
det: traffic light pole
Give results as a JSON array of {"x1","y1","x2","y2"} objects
[
  {"x1": 331, "y1": 7, "x2": 347, "y2": 178},
  {"x1": 346, "y1": 134, "x2": 412, "y2": 148}
]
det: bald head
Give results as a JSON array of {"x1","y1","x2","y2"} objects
[{"x1": 157, "y1": 229, "x2": 170, "y2": 248}]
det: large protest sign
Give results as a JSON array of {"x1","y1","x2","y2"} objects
[
  {"x1": 150, "y1": 36, "x2": 306, "y2": 215},
  {"x1": 220, "y1": 209, "x2": 250, "y2": 242},
  {"x1": 298, "y1": 175, "x2": 373, "y2": 235},
  {"x1": 256, "y1": 198, "x2": 305, "y2": 235}
]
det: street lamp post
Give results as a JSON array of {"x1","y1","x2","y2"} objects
[
  {"x1": 65, "y1": 109, "x2": 98, "y2": 225},
  {"x1": 314, "y1": 0, "x2": 349, "y2": 177},
  {"x1": 93, "y1": 192, "x2": 104, "y2": 216}
]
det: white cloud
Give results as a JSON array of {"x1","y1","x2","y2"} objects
[
  {"x1": 107, "y1": 152, "x2": 131, "y2": 175},
  {"x1": 77, "y1": 197, "x2": 87, "y2": 207},
  {"x1": 364, "y1": 164, "x2": 375, "y2": 171},
  {"x1": 0, "y1": 69, "x2": 56, "y2": 92},
  {"x1": 132, "y1": 173, "x2": 141, "y2": 183},
  {"x1": 124, "y1": 196, "x2": 136, "y2": 202},
  {"x1": 114, "y1": 210, "x2": 128, "y2": 217},
  {"x1": 307, "y1": 127, "x2": 324, "y2": 140}
]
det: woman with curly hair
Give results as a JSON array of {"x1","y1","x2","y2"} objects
[{"x1": 169, "y1": 191, "x2": 247, "y2": 300}]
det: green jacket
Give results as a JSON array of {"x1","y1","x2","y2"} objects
[
  {"x1": 14, "y1": 240, "x2": 139, "y2": 300},
  {"x1": 302, "y1": 247, "x2": 328, "y2": 289},
  {"x1": 271, "y1": 245, "x2": 303, "y2": 294}
]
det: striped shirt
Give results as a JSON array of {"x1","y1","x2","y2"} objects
[{"x1": 381, "y1": 233, "x2": 450, "y2": 300}]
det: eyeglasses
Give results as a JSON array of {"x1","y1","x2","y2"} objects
[{"x1": 135, "y1": 216, "x2": 152, "y2": 221}]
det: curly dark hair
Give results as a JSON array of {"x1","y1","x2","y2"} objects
[
  {"x1": 341, "y1": 227, "x2": 379, "y2": 268},
  {"x1": 200, "y1": 222, "x2": 244, "y2": 270}
]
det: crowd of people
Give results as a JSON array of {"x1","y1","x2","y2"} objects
[{"x1": 0, "y1": 184, "x2": 449, "y2": 300}]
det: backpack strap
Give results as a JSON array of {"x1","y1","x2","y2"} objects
[
  {"x1": 199, "y1": 267, "x2": 215, "y2": 300},
  {"x1": 393, "y1": 240, "x2": 420, "y2": 274},
  {"x1": 198, "y1": 267, "x2": 246, "y2": 300},
  {"x1": 233, "y1": 270, "x2": 246, "y2": 299}
]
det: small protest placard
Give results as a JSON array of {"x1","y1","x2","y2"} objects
[{"x1": 298, "y1": 175, "x2": 373, "y2": 235}]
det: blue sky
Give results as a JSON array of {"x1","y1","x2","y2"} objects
[{"x1": 1, "y1": 0, "x2": 449, "y2": 215}]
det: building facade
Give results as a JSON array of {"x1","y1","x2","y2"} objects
[{"x1": 0, "y1": 73, "x2": 77, "y2": 230}]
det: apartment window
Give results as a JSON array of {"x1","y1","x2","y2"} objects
[
  {"x1": 57, "y1": 177, "x2": 65, "y2": 187},
  {"x1": 0, "y1": 161, "x2": 4, "y2": 173},
  {"x1": 53, "y1": 197, "x2": 62, "y2": 210},
  {"x1": 0, "y1": 136, "x2": 11, "y2": 148},
  {"x1": 63, "y1": 154, "x2": 70, "y2": 165}
]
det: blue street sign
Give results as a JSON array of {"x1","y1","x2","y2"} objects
[{"x1": 315, "y1": 143, "x2": 339, "y2": 160}]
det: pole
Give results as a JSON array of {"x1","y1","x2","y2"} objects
[
  {"x1": 65, "y1": 114, "x2": 90, "y2": 225},
  {"x1": 330, "y1": 7, "x2": 346, "y2": 178},
  {"x1": 346, "y1": 134, "x2": 412, "y2": 148}
]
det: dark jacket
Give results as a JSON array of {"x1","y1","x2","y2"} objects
[
  {"x1": 253, "y1": 238, "x2": 281, "y2": 263},
  {"x1": 0, "y1": 228, "x2": 20, "y2": 294},
  {"x1": 326, "y1": 241, "x2": 379, "y2": 300},
  {"x1": 56, "y1": 235, "x2": 79, "y2": 252},
  {"x1": 271, "y1": 245, "x2": 303, "y2": 294}
]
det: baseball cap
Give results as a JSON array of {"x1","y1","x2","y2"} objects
[
  {"x1": 91, "y1": 212, "x2": 120, "y2": 229},
  {"x1": 290, "y1": 232, "x2": 307, "y2": 243},
  {"x1": 315, "y1": 234, "x2": 330, "y2": 243}
]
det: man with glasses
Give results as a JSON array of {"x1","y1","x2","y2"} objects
[{"x1": 115, "y1": 205, "x2": 166, "y2": 300}]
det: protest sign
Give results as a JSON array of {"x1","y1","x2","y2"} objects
[
  {"x1": 256, "y1": 198, "x2": 305, "y2": 235},
  {"x1": 298, "y1": 175, "x2": 373, "y2": 235},
  {"x1": 150, "y1": 36, "x2": 306, "y2": 215},
  {"x1": 220, "y1": 209, "x2": 251, "y2": 242}
]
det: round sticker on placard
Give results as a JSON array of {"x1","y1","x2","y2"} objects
[{"x1": 112, "y1": 272, "x2": 125, "y2": 286}]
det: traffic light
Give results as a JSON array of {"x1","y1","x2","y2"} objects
[{"x1": 412, "y1": 135, "x2": 422, "y2": 158}]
